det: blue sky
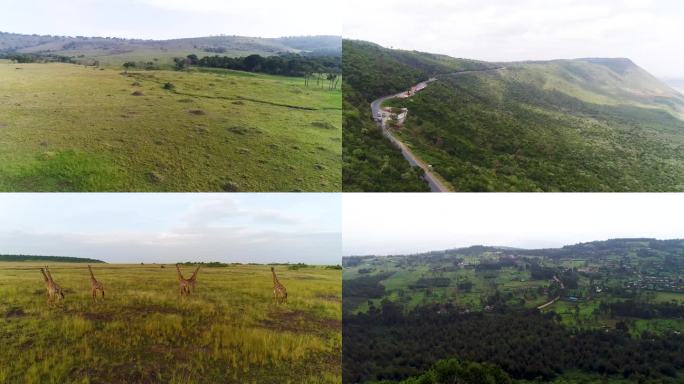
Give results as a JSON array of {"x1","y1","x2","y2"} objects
[
  {"x1": 0, "y1": 193, "x2": 341, "y2": 264},
  {"x1": 345, "y1": 0, "x2": 684, "y2": 78},
  {"x1": 0, "y1": 0, "x2": 340, "y2": 39}
]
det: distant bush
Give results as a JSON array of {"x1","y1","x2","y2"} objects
[
  {"x1": 288, "y1": 263, "x2": 310, "y2": 270},
  {"x1": 163, "y1": 82, "x2": 175, "y2": 90}
]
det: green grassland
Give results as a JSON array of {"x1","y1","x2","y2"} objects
[
  {"x1": 0, "y1": 262, "x2": 341, "y2": 383},
  {"x1": 0, "y1": 63, "x2": 341, "y2": 191}
]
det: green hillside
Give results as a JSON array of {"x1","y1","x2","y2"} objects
[
  {"x1": 343, "y1": 40, "x2": 684, "y2": 191},
  {"x1": 342, "y1": 40, "x2": 492, "y2": 191}
]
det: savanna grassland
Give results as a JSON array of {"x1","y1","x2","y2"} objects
[
  {"x1": 0, "y1": 62, "x2": 341, "y2": 191},
  {"x1": 343, "y1": 239, "x2": 684, "y2": 383},
  {"x1": 0, "y1": 263, "x2": 342, "y2": 383}
]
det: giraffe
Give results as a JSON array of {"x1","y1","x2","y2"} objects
[
  {"x1": 187, "y1": 266, "x2": 200, "y2": 293},
  {"x1": 87, "y1": 265, "x2": 105, "y2": 301},
  {"x1": 271, "y1": 267, "x2": 288, "y2": 304},
  {"x1": 175, "y1": 264, "x2": 191, "y2": 296},
  {"x1": 41, "y1": 266, "x2": 64, "y2": 304}
]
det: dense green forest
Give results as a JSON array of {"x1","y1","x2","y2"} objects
[
  {"x1": 343, "y1": 40, "x2": 684, "y2": 191},
  {"x1": 344, "y1": 304, "x2": 684, "y2": 383},
  {"x1": 342, "y1": 40, "x2": 493, "y2": 191},
  {"x1": 0, "y1": 254, "x2": 105, "y2": 263},
  {"x1": 192, "y1": 53, "x2": 341, "y2": 79},
  {"x1": 343, "y1": 239, "x2": 684, "y2": 383},
  {"x1": 375, "y1": 358, "x2": 513, "y2": 384}
]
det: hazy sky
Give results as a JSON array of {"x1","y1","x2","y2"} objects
[
  {"x1": 344, "y1": 0, "x2": 684, "y2": 78},
  {"x1": 0, "y1": 194, "x2": 341, "y2": 264},
  {"x1": 343, "y1": 194, "x2": 684, "y2": 256},
  {"x1": 0, "y1": 0, "x2": 340, "y2": 39}
]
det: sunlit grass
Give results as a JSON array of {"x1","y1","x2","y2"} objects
[
  {"x1": 0, "y1": 262, "x2": 341, "y2": 383},
  {"x1": 0, "y1": 63, "x2": 341, "y2": 191}
]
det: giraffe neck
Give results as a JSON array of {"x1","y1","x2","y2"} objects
[
  {"x1": 190, "y1": 266, "x2": 200, "y2": 280},
  {"x1": 272, "y1": 270, "x2": 279, "y2": 285},
  {"x1": 45, "y1": 268, "x2": 54, "y2": 283},
  {"x1": 176, "y1": 265, "x2": 185, "y2": 280},
  {"x1": 88, "y1": 266, "x2": 96, "y2": 279},
  {"x1": 39, "y1": 268, "x2": 48, "y2": 282}
]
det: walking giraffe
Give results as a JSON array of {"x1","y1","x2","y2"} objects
[
  {"x1": 40, "y1": 266, "x2": 64, "y2": 305},
  {"x1": 271, "y1": 267, "x2": 288, "y2": 304},
  {"x1": 87, "y1": 265, "x2": 105, "y2": 301},
  {"x1": 175, "y1": 264, "x2": 192, "y2": 296},
  {"x1": 187, "y1": 266, "x2": 200, "y2": 293}
]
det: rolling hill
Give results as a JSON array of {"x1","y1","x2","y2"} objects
[
  {"x1": 0, "y1": 31, "x2": 341, "y2": 66},
  {"x1": 343, "y1": 40, "x2": 684, "y2": 192}
]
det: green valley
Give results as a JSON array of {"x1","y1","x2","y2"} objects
[{"x1": 343, "y1": 239, "x2": 684, "y2": 383}]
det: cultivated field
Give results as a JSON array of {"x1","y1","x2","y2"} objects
[
  {"x1": 0, "y1": 263, "x2": 342, "y2": 383},
  {"x1": 0, "y1": 63, "x2": 341, "y2": 191}
]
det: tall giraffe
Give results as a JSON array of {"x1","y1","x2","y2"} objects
[
  {"x1": 271, "y1": 267, "x2": 288, "y2": 304},
  {"x1": 87, "y1": 265, "x2": 105, "y2": 301},
  {"x1": 41, "y1": 266, "x2": 64, "y2": 304},
  {"x1": 175, "y1": 264, "x2": 191, "y2": 296},
  {"x1": 187, "y1": 266, "x2": 200, "y2": 293}
]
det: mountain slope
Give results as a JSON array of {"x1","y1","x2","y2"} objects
[
  {"x1": 345, "y1": 41, "x2": 684, "y2": 191},
  {"x1": 342, "y1": 40, "x2": 493, "y2": 191}
]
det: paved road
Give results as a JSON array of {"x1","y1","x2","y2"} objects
[
  {"x1": 370, "y1": 79, "x2": 451, "y2": 192},
  {"x1": 370, "y1": 68, "x2": 505, "y2": 192}
]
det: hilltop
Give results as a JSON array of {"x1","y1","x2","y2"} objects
[{"x1": 343, "y1": 40, "x2": 684, "y2": 192}]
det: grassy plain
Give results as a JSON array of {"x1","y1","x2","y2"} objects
[
  {"x1": 0, "y1": 63, "x2": 341, "y2": 191},
  {"x1": 0, "y1": 262, "x2": 341, "y2": 383}
]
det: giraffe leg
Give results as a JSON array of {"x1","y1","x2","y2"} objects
[
  {"x1": 92, "y1": 289, "x2": 97, "y2": 302},
  {"x1": 102, "y1": 289, "x2": 105, "y2": 299}
]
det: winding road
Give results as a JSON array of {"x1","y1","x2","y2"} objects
[
  {"x1": 370, "y1": 68, "x2": 506, "y2": 192},
  {"x1": 370, "y1": 79, "x2": 451, "y2": 192}
]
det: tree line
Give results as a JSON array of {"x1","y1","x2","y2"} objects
[
  {"x1": 182, "y1": 53, "x2": 341, "y2": 88},
  {"x1": 0, "y1": 254, "x2": 104, "y2": 263}
]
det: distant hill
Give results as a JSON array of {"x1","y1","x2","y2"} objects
[
  {"x1": 343, "y1": 40, "x2": 684, "y2": 192},
  {"x1": 0, "y1": 254, "x2": 105, "y2": 263},
  {"x1": 0, "y1": 31, "x2": 341, "y2": 65},
  {"x1": 343, "y1": 238, "x2": 684, "y2": 264}
]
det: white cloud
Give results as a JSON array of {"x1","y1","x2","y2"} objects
[
  {"x1": 0, "y1": 194, "x2": 341, "y2": 264},
  {"x1": 344, "y1": 0, "x2": 684, "y2": 77}
]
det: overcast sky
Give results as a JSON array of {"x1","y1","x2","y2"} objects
[
  {"x1": 0, "y1": 194, "x2": 341, "y2": 264},
  {"x1": 344, "y1": 0, "x2": 683, "y2": 78},
  {"x1": 0, "y1": 0, "x2": 340, "y2": 39},
  {"x1": 343, "y1": 194, "x2": 684, "y2": 256}
]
